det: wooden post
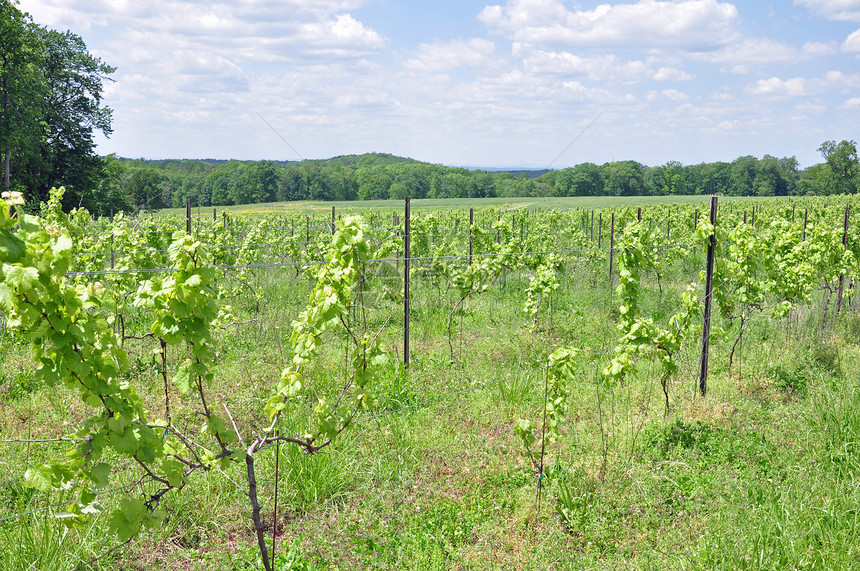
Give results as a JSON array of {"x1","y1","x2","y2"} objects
[
  {"x1": 110, "y1": 209, "x2": 114, "y2": 269},
  {"x1": 837, "y1": 202, "x2": 851, "y2": 315},
  {"x1": 404, "y1": 197, "x2": 411, "y2": 369},
  {"x1": 637, "y1": 207, "x2": 642, "y2": 222},
  {"x1": 186, "y1": 199, "x2": 191, "y2": 234},
  {"x1": 699, "y1": 196, "x2": 718, "y2": 397},
  {"x1": 213, "y1": 207, "x2": 217, "y2": 221},
  {"x1": 803, "y1": 208, "x2": 808, "y2": 241},
  {"x1": 694, "y1": 209, "x2": 698, "y2": 232},
  {"x1": 331, "y1": 206, "x2": 336, "y2": 235},
  {"x1": 305, "y1": 216, "x2": 310, "y2": 250},
  {"x1": 469, "y1": 208, "x2": 474, "y2": 267},
  {"x1": 598, "y1": 212, "x2": 603, "y2": 249},
  {"x1": 590, "y1": 210, "x2": 594, "y2": 241},
  {"x1": 609, "y1": 213, "x2": 615, "y2": 287}
]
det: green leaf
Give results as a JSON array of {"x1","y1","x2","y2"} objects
[
  {"x1": 161, "y1": 457, "x2": 185, "y2": 488},
  {"x1": 0, "y1": 229, "x2": 25, "y2": 262},
  {"x1": 23, "y1": 464, "x2": 55, "y2": 493},
  {"x1": 3, "y1": 264, "x2": 39, "y2": 291},
  {"x1": 53, "y1": 233, "x2": 73, "y2": 253},
  {"x1": 107, "y1": 498, "x2": 147, "y2": 542},
  {"x1": 88, "y1": 462, "x2": 112, "y2": 490},
  {"x1": 173, "y1": 360, "x2": 194, "y2": 394}
]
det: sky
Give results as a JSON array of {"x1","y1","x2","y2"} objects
[{"x1": 16, "y1": 0, "x2": 860, "y2": 169}]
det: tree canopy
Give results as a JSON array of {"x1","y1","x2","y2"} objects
[
  {"x1": 0, "y1": 0, "x2": 114, "y2": 213},
  {"x1": 111, "y1": 144, "x2": 858, "y2": 211}
]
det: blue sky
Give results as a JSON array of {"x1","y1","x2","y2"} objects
[{"x1": 17, "y1": 0, "x2": 860, "y2": 169}]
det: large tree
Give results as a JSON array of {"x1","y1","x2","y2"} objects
[
  {"x1": 1, "y1": 0, "x2": 41, "y2": 194},
  {"x1": 0, "y1": 0, "x2": 114, "y2": 212},
  {"x1": 818, "y1": 140, "x2": 859, "y2": 195}
]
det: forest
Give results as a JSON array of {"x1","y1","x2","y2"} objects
[{"x1": 94, "y1": 141, "x2": 860, "y2": 215}]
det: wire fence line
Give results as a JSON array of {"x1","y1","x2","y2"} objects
[{"x1": 63, "y1": 239, "x2": 696, "y2": 278}]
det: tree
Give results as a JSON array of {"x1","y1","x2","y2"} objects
[
  {"x1": 279, "y1": 167, "x2": 308, "y2": 201},
  {"x1": 1, "y1": 0, "x2": 41, "y2": 194},
  {"x1": 126, "y1": 167, "x2": 165, "y2": 211},
  {"x1": 818, "y1": 140, "x2": 859, "y2": 195},
  {"x1": 0, "y1": 1, "x2": 114, "y2": 209},
  {"x1": 605, "y1": 161, "x2": 646, "y2": 196},
  {"x1": 729, "y1": 156, "x2": 758, "y2": 196},
  {"x1": 91, "y1": 153, "x2": 130, "y2": 214}
]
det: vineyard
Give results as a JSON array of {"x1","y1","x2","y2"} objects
[{"x1": 2, "y1": 189, "x2": 860, "y2": 570}]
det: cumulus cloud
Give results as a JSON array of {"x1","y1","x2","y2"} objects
[
  {"x1": 562, "y1": 81, "x2": 635, "y2": 103},
  {"x1": 802, "y1": 41, "x2": 839, "y2": 56},
  {"x1": 794, "y1": 0, "x2": 860, "y2": 22},
  {"x1": 294, "y1": 14, "x2": 386, "y2": 56},
  {"x1": 479, "y1": 0, "x2": 739, "y2": 50},
  {"x1": 843, "y1": 29, "x2": 860, "y2": 51},
  {"x1": 697, "y1": 38, "x2": 807, "y2": 73},
  {"x1": 406, "y1": 39, "x2": 497, "y2": 73},
  {"x1": 645, "y1": 89, "x2": 689, "y2": 101},
  {"x1": 519, "y1": 49, "x2": 693, "y2": 83},
  {"x1": 843, "y1": 96, "x2": 860, "y2": 107},
  {"x1": 751, "y1": 77, "x2": 807, "y2": 96}
]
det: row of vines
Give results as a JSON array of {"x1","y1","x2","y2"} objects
[{"x1": 1, "y1": 188, "x2": 859, "y2": 568}]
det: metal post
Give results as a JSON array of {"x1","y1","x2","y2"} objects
[
  {"x1": 803, "y1": 208, "x2": 808, "y2": 241},
  {"x1": 404, "y1": 197, "x2": 411, "y2": 369},
  {"x1": 609, "y1": 213, "x2": 615, "y2": 288},
  {"x1": 837, "y1": 202, "x2": 851, "y2": 315},
  {"x1": 469, "y1": 208, "x2": 474, "y2": 267},
  {"x1": 110, "y1": 209, "x2": 114, "y2": 269},
  {"x1": 598, "y1": 212, "x2": 603, "y2": 249},
  {"x1": 699, "y1": 196, "x2": 718, "y2": 397}
]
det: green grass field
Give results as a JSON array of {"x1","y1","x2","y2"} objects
[{"x1": 160, "y1": 194, "x2": 731, "y2": 219}]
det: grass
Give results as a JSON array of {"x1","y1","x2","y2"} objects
[
  {"x1": 161, "y1": 194, "x2": 724, "y2": 219},
  {"x1": 2, "y1": 217, "x2": 860, "y2": 569}
]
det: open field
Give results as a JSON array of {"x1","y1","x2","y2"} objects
[
  {"x1": 159, "y1": 195, "x2": 724, "y2": 218},
  {"x1": 2, "y1": 195, "x2": 860, "y2": 570}
]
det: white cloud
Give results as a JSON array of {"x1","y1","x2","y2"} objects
[
  {"x1": 519, "y1": 49, "x2": 693, "y2": 83},
  {"x1": 843, "y1": 29, "x2": 860, "y2": 51},
  {"x1": 652, "y1": 67, "x2": 696, "y2": 81},
  {"x1": 479, "y1": 0, "x2": 739, "y2": 50},
  {"x1": 843, "y1": 97, "x2": 860, "y2": 107},
  {"x1": 406, "y1": 39, "x2": 497, "y2": 73},
  {"x1": 561, "y1": 81, "x2": 635, "y2": 104},
  {"x1": 794, "y1": 0, "x2": 860, "y2": 22},
  {"x1": 698, "y1": 38, "x2": 805, "y2": 73},
  {"x1": 751, "y1": 77, "x2": 807, "y2": 96},
  {"x1": 645, "y1": 89, "x2": 689, "y2": 101},
  {"x1": 802, "y1": 41, "x2": 839, "y2": 56},
  {"x1": 662, "y1": 89, "x2": 690, "y2": 100},
  {"x1": 294, "y1": 14, "x2": 386, "y2": 56},
  {"x1": 824, "y1": 70, "x2": 860, "y2": 86}
]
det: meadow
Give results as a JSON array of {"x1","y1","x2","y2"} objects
[{"x1": 2, "y1": 193, "x2": 860, "y2": 570}]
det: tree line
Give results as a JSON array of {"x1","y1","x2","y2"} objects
[{"x1": 111, "y1": 142, "x2": 859, "y2": 213}]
